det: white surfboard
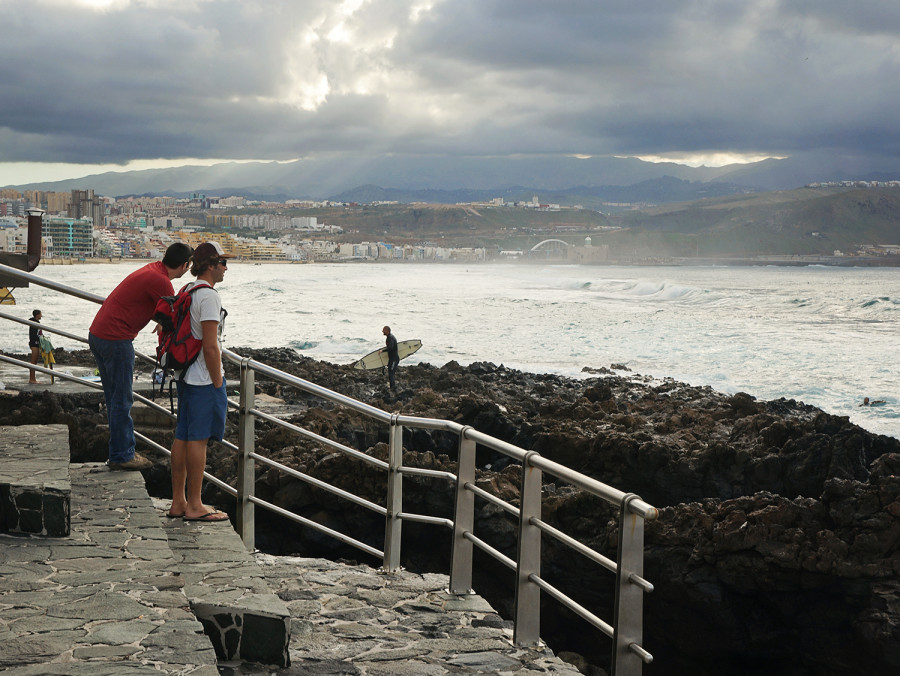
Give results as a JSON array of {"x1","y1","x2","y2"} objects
[{"x1": 352, "y1": 339, "x2": 423, "y2": 370}]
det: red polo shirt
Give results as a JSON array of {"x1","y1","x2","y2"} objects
[{"x1": 89, "y1": 261, "x2": 174, "y2": 341}]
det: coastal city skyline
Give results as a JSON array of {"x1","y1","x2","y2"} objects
[
  {"x1": 1, "y1": 2, "x2": 899, "y2": 187},
  {"x1": 0, "y1": 186, "x2": 607, "y2": 262}
]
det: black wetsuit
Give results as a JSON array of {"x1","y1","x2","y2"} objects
[
  {"x1": 385, "y1": 333, "x2": 399, "y2": 389},
  {"x1": 29, "y1": 320, "x2": 41, "y2": 348}
]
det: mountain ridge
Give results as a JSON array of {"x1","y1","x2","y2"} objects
[
  {"x1": 216, "y1": 185, "x2": 899, "y2": 259},
  {"x1": 8, "y1": 151, "x2": 898, "y2": 202},
  {"x1": 600, "y1": 187, "x2": 900, "y2": 257}
]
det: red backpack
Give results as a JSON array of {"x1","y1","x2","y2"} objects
[{"x1": 153, "y1": 282, "x2": 215, "y2": 395}]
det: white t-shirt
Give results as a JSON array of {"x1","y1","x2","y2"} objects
[{"x1": 180, "y1": 281, "x2": 226, "y2": 386}]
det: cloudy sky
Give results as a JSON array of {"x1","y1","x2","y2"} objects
[{"x1": 1, "y1": 0, "x2": 899, "y2": 185}]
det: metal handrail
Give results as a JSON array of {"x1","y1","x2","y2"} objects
[
  {"x1": 220, "y1": 356, "x2": 656, "y2": 671},
  {"x1": 0, "y1": 311, "x2": 90, "y2": 345},
  {"x1": 465, "y1": 481, "x2": 521, "y2": 516},
  {"x1": 247, "y1": 493, "x2": 383, "y2": 559},
  {"x1": 0, "y1": 262, "x2": 105, "y2": 303},
  {"x1": 248, "y1": 450, "x2": 388, "y2": 515},
  {"x1": 247, "y1": 406, "x2": 389, "y2": 470},
  {"x1": 0, "y1": 260, "x2": 656, "y2": 674},
  {"x1": 225, "y1": 351, "x2": 393, "y2": 423}
]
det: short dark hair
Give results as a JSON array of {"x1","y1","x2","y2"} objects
[
  {"x1": 32, "y1": 309, "x2": 41, "y2": 318},
  {"x1": 162, "y1": 242, "x2": 193, "y2": 268}
]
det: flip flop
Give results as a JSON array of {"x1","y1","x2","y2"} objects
[
  {"x1": 184, "y1": 511, "x2": 229, "y2": 522},
  {"x1": 166, "y1": 512, "x2": 185, "y2": 519}
]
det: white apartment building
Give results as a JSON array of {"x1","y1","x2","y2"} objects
[{"x1": 0, "y1": 220, "x2": 25, "y2": 253}]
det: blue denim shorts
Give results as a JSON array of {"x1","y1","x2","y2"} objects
[{"x1": 175, "y1": 380, "x2": 227, "y2": 442}]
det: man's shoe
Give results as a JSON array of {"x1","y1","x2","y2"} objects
[{"x1": 108, "y1": 453, "x2": 153, "y2": 471}]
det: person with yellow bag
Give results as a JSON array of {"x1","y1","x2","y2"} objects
[
  {"x1": 39, "y1": 332, "x2": 55, "y2": 384},
  {"x1": 27, "y1": 309, "x2": 42, "y2": 384}
]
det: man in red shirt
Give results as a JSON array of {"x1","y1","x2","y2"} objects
[{"x1": 89, "y1": 242, "x2": 193, "y2": 470}]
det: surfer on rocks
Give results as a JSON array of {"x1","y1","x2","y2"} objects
[{"x1": 383, "y1": 326, "x2": 400, "y2": 389}]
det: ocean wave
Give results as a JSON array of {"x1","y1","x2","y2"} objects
[
  {"x1": 289, "y1": 340, "x2": 318, "y2": 350},
  {"x1": 587, "y1": 279, "x2": 710, "y2": 303},
  {"x1": 235, "y1": 280, "x2": 285, "y2": 294},
  {"x1": 860, "y1": 296, "x2": 900, "y2": 309},
  {"x1": 539, "y1": 276, "x2": 707, "y2": 302},
  {"x1": 298, "y1": 337, "x2": 377, "y2": 358}
]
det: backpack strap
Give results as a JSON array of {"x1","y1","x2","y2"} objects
[{"x1": 180, "y1": 281, "x2": 216, "y2": 295}]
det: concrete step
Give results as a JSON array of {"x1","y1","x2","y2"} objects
[
  {"x1": 0, "y1": 463, "x2": 219, "y2": 674},
  {"x1": 0, "y1": 424, "x2": 70, "y2": 537},
  {"x1": 156, "y1": 499, "x2": 291, "y2": 668}
]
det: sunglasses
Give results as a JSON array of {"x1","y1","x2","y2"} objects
[{"x1": 214, "y1": 259, "x2": 228, "y2": 268}]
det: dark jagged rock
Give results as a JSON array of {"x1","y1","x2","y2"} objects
[
  {"x1": 2, "y1": 347, "x2": 897, "y2": 675},
  {"x1": 0, "y1": 389, "x2": 110, "y2": 462}
]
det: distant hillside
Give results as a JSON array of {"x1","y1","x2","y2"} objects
[
  {"x1": 8, "y1": 151, "x2": 899, "y2": 204},
  {"x1": 331, "y1": 176, "x2": 754, "y2": 208},
  {"x1": 9, "y1": 155, "x2": 727, "y2": 198},
  {"x1": 714, "y1": 152, "x2": 900, "y2": 191},
  {"x1": 596, "y1": 187, "x2": 900, "y2": 257},
  {"x1": 293, "y1": 202, "x2": 612, "y2": 248},
  {"x1": 235, "y1": 186, "x2": 899, "y2": 259}
]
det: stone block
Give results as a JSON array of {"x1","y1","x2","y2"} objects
[
  {"x1": 161, "y1": 506, "x2": 291, "y2": 667},
  {"x1": 15, "y1": 489, "x2": 43, "y2": 511},
  {"x1": 0, "y1": 425, "x2": 71, "y2": 537},
  {"x1": 242, "y1": 612, "x2": 291, "y2": 666},
  {"x1": 43, "y1": 489, "x2": 70, "y2": 537},
  {"x1": 193, "y1": 603, "x2": 290, "y2": 667},
  {"x1": 0, "y1": 484, "x2": 14, "y2": 531},
  {"x1": 18, "y1": 506, "x2": 44, "y2": 533}
]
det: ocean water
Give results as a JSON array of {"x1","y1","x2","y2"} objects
[{"x1": 2, "y1": 262, "x2": 898, "y2": 439}]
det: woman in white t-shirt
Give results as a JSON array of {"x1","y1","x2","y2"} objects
[{"x1": 166, "y1": 242, "x2": 231, "y2": 522}]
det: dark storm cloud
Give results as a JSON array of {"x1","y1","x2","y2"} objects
[
  {"x1": 783, "y1": 1, "x2": 900, "y2": 34},
  {"x1": 401, "y1": 0, "x2": 900, "y2": 158},
  {"x1": 0, "y1": 0, "x2": 898, "y2": 171}
]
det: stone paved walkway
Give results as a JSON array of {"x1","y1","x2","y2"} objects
[
  {"x1": 0, "y1": 434, "x2": 584, "y2": 675},
  {"x1": 230, "y1": 554, "x2": 582, "y2": 675},
  {"x1": 0, "y1": 465, "x2": 219, "y2": 675}
]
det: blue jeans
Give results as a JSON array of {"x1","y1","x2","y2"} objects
[{"x1": 88, "y1": 333, "x2": 136, "y2": 463}]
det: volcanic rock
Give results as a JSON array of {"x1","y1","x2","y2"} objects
[{"x1": 0, "y1": 346, "x2": 896, "y2": 675}]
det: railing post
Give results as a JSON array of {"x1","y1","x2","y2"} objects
[
  {"x1": 383, "y1": 414, "x2": 403, "y2": 571},
  {"x1": 612, "y1": 494, "x2": 649, "y2": 675},
  {"x1": 514, "y1": 451, "x2": 542, "y2": 646},
  {"x1": 236, "y1": 358, "x2": 256, "y2": 550},
  {"x1": 449, "y1": 427, "x2": 476, "y2": 594}
]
